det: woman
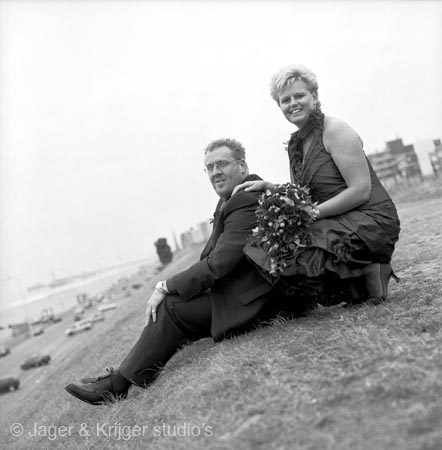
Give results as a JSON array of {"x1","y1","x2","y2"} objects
[{"x1": 236, "y1": 64, "x2": 400, "y2": 305}]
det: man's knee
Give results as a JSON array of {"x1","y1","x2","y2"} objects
[
  {"x1": 163, "y1": 294, "x2": 185, "y2": 317},
  {"x1": 162, "y1": 293, "x2": 211, "y2": 338}
]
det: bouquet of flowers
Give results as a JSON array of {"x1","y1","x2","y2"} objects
[{"x1": 244, "y1": 183, "x2": 319, "y2": 280}]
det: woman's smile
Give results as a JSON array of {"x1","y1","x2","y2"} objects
[{"x1": 278, "y1": 80, "x2": 317, "y2": 128}]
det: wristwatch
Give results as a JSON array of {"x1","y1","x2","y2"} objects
[{"x1": 155, "y1": 280, "x2": 169, "y2": 295}]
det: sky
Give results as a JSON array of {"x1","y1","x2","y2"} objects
[{"x1": 1, "y1": 0, "x2": 441, "y2": 303}]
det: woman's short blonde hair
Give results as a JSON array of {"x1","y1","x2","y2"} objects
[{"x1": 270, "y1": 64, "x2": 319, "y2": 104}]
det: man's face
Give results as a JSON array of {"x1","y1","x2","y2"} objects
[{"x1": 204, "y1": 146, "x2": 247, "y2": 200}]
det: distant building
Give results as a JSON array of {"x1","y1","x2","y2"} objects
[
  {"x1": 172, "y1": 232, "x2": 181, "y2": 251},
  {"x1": 9, "y1": 322, "x2": 31, "y2": 338},
  {"x1": 367, "y1": 150, "x2": 399, "y2": 184},
  {"x1": 48, "y1": 277, "x2": 70, "y2": 288},
  {"x1": 368, "y1": 138, "x2": 423, "y2": 186},
  {"x1": 180, "y1": 230, "x2": 194, "y2": 248},
  {"x1": 414, "y1": 138, "x2": 440, "y2": 176},
  {"x1": 180, "y1": 220, "x2": 211, "y2": 249},
  {"x1": 27, "y1": 282, "x2": 48, "y2": 293},
  {"x1": 429, "y1": 139, "x2": 442, "y2": 176},
  {"x1": 385, "y1": 138, "x2": 422, "y2": 180},
  {"x1": 196, "y1": 221, "x2": 211, "y2": 241}
]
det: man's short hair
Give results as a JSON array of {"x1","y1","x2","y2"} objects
[{"x1": 204, "y1": 138, "x2": 246, "y2": 160}]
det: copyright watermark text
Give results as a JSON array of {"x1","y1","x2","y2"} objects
[{"x1": 10, "y1": 421, "x2": 213, "y2": 441}]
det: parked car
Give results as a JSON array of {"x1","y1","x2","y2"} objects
[
  {"x1": 65, "y1": 320, "x2": 93, "y2": 336},
  {"x1": 33, "y1": 327, "x2": 44, "y2": 336},
  {"x1": 87, "y1": 312, "x2": 105, "y2": 323},
  {"x1": 21, "y1": 354, "x2": 51, "y2": 370},
  {"x1": 0, "y1": 346, "x2": 11, "y2": 357},
  {"x1": 0, "y1": 377, "x2": 20, "y2": 394},
  {"x1": 97, "y1": 303, "x2": 117, "y2": 312}
]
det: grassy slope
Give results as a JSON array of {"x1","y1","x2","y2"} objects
[{"x1": 2, "y1": 179, "x2": 442, "y2": 450}]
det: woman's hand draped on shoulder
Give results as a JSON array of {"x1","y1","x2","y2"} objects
[{"x1": 232, "y1": 180, "x2": 275, "y2": 196}]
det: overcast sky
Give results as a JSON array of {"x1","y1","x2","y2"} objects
[{"x1": 1, "y1": 0, "x2": 441, "y2": 303}]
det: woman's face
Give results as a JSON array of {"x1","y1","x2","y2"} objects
[{"x1": 278, "y1": 80, "x2": 318, "y2": 129}]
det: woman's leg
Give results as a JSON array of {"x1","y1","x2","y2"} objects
[{"x1": 362, "y1": 263, "x2": 383, "y2": 299}]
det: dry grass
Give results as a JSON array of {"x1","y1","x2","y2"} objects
[{"x1": 1, "y1": 178, "x2": 442, "y2": 450}]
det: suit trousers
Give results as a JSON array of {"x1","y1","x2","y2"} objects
[
  {"x1": 118, "y1": 293, "x2": 212, "y2": 387},
  {"x1": 117, "y1": 289, "x2": 300, "y2": 388}
]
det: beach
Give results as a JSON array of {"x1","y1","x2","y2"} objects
[{"x1": 0, "y1": 260, "x2": 157, "y2": 340}]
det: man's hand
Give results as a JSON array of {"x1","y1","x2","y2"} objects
[
  {"x1": 145, "y1": 289, "x2": 166, "y2": 326},
  {"x1": 232, "y1": 180, "x2": 274, "y2": 196}
]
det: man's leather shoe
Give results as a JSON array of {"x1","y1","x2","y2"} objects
[{"x1": 65, "y1": 368, "x2": 129, "y2": 406}]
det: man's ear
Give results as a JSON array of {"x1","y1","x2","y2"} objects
[{"x1": 239, "y1": 159, "x2": 248, "y2": 174}]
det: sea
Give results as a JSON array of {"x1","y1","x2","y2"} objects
[{"x1": 0, "y1": 260, "x2": 156, "y2": 331}]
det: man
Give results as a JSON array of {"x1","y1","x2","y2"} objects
[{"x1": 65, "y1": 138, "x2": 293, "y2": 406}]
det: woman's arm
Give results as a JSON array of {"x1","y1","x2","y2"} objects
[
  {"x1": 232, "y1": 118, "x2": 370, "y2": 218},
  {"x1": 317, "y1": 117, "x2": 371, "y2": 219}
]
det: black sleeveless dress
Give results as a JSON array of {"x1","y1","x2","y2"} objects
[{"x1": 246, "y1": 112, "x2": 401, "y2": 306}]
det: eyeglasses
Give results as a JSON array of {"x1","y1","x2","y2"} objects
[{"x1": 204, "y1": 159, "x2": 242, "y2": 174}]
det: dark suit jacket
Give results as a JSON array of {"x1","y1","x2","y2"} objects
[{"x1": 166, "y1": 174, "x2": 276, "y2": 341}]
